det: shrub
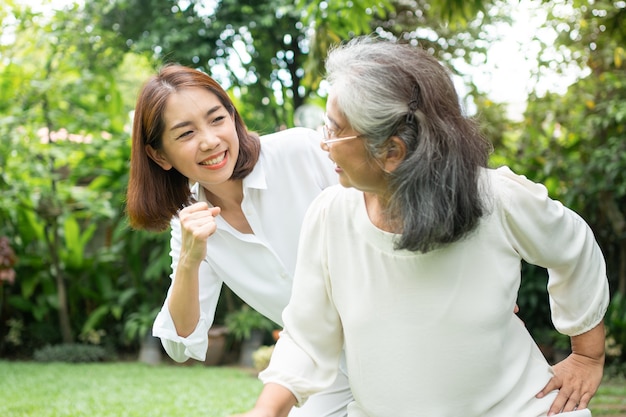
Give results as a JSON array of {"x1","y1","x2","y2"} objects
[
  {"x1": 252, "y1": 345, "x2": 274, "y2": 372},
  {"x1": 33, "y1": 343, "x2": 110, "y2": 363}
]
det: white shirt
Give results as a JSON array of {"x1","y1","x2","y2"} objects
[
  {"x1": 152, "y1": 127, "x2": 338, "y2": 362},
  {"x1": 260, "y1": 166, "x2": 609, "y2": 417}
]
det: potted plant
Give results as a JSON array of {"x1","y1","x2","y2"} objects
[{"x1": 225, "y1": 304, "x2": 276, "y2": 367}]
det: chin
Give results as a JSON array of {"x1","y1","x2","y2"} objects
[{"x1": 338, "y1": 178, "x2": 353, "y2": 189}]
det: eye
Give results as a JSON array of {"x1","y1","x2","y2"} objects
[
  {"x1": 176, "y1": 130, "x2": 193, "y2": 140},
  {"x1": 211, "y1": 114, "x2": 227, "y2": 125},
  {"x1": 323, "y1": 114, "x2": 338, "y2": 138}
]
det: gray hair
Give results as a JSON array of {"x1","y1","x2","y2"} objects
[{"x1": 325, "y1": 36, "x2": 491, "y2": 252}]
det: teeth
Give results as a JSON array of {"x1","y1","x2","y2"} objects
[{"x1": 200, "y1": 153, "x2": 225, "y2": 166}]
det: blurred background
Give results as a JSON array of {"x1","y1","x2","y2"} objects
[{"x1": 0, "y1": 0, "x2": 624, "y2": 372}]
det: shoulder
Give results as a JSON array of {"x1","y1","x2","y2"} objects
[
  {"x1": 258, "y1": 127, "x2": 336, "y2": 186},
  {"x1": 259, "y1": 127, "x2": 321, "y2": 154},
  {"x1": 483, "y1": 167, "x2": 573, "y2": 237},
  {"x1": 307, "y1": 185, "x2": 359, "y2": 217},
  {"x1": 486, "y1": 166, "x2": 551, "y2": 209}
]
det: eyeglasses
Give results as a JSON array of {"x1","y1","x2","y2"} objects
[{"x1": 321, "y1": 115, "x2": 361, "y2": 146}]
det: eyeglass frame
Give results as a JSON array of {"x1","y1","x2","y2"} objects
[{"x1": 321, "y1": 114, "x2": 362, "y2": 145}]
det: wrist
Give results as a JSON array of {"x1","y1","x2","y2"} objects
[
  {"x1": 177, "y1": 252, "x2": 203, "y2": 271},
  {"x1": 570, "y1": 321, "x2": 606, "y2": 362},
  {"x1": 571, "y1": 349, "x2": 605, "y2": 364}
]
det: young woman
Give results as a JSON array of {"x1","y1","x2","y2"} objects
[
  {"x1": 235, "y1": 36, "x2": 609, "y2": 417},
  {"x1": 126, "y1": 64, "x2": 351, "y2": 417}
]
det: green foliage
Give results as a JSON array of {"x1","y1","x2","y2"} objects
[
  {"x1": 100, "y1": 0, "x2": 502, "y2": 133},
  {"x1": 225, "y1": 304, "x2": 277, "y2": 341},
  {"x1": 515, "y1": 263, "x2": 552, "y2": 333},
  {"x1": 496, "y1": 0, "x2": 626, "y2": 302},
  {"x1": 0, "y1": 1, "x2": 163, "y2": 354},
  {"x1": 33, "y1": 343, "x2": 110, "y2": 363},
  {"x1": 605, "y1": 292, "x2": 626, "y2": 364},
  {"x1": 122, "y1": 304, "x2": 161, "y2": 345}
]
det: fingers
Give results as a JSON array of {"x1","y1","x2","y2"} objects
[
  {"x1": 537, "y1": 374, "x2": 562, "y2": 399},
  {"x1": 541, "y1": 354, "x2": 602, "y2": 415},
  {"x1": 179, "y1": 203, "x2": 221, "y2": 233},
  {"x1": 576, "y1": 392, "x2": 592, "y2": 410},
  {"x1": 178, "y1": 202, "x2": 220, "y2": 260},
  {"x1": 181, "y1": 201, "x2": 219, "y2": 216},
  {"x1": 546, "y1": 389, "x2": 588, "y2": 415}
]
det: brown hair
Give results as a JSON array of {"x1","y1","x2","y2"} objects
[{"x1": 126, "y1": 64, "x2": 261, "y2": 231}]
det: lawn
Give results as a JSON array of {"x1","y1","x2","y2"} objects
[
  {"x1": 0, "y1": 360, "x2": 262, "y2": 417},
  {"x1": 593, "y1": 377, "x2": 626, "y2": 417},
  {"x1": 0, "y1": 360, "x2": 624, "y2": 416}
]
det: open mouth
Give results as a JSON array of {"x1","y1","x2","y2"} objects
[{"x1": 199, "y1": 151, "x2": 226, "y2": 166}]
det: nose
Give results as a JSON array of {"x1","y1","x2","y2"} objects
[
  {"x1": 320, "y1": 140, "x2": 330, "y2": 152},
  {"x1": 198, "y1": 129, "x2": 220, "y2": 151}
]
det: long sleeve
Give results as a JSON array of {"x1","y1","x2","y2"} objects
[
  {"x1": 495, "y1": 166, "x2": 609, "y2": 335},
  {"x1": 260, "y1": 187, "x2": 344, "y2": 406}
]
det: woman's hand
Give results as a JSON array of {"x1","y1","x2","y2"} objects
[
  {"x1": 537, "y1": 322, "x2": 605, "y2": 415},
  {"x1": 538, "y1": 353, "x2": 604, "y2": 414},
  {"x1": 178, "y1": 202, "x2": 221, "y2": 264}
]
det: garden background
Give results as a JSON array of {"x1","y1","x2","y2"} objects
[{"x1": 0, "y1": 0, "x2": 625, "y2": 408}]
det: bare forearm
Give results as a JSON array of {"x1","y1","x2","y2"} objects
[
  {"x1": 571, "y1": 321, "x2": 605, "y2": 362},
  {"x1": 168, "y1": 255, "x2": 201, "y2": 337},
  {"x1": 245, "y1": 383, "x2": 298, "y2": 417}
]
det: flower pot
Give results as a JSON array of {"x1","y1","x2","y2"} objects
[
  {"x1": 205, "y1": 325, "x2": 228, "y2": 366},
  {"x1": 239, "y1": 329, "x2": 264, "y2": 368}
]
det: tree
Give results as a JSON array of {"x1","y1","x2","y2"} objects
[
  {"x1": 490, "y1": 0, "x2": 626, "y2": 364},
  {"x1": 0, "y1": 0, "x2": 156, "y2": 348},
  {"x1": 508, "y1": 0, "x2": 626, "y2": 294},
  {"x1": 99, "y1": 0, "x2": 503, "y2": 132}
]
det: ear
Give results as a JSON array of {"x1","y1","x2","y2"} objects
[
  {"x1": 382, "y1": 136, "x2": 407, "y2": 173},
  {"x1": 145, "y1": 145, "x2": 173, "y2": 171}
]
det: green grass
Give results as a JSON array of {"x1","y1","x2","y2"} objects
[
  {"x1": 0, "y1": 361, "x2": 262, "y2": 417},
  {"x1": 0, "y1": 360, "x2": 624, "y2": 416},
  {"x1": 592, "y1": 377, "x2": 626, "y2": 416}
]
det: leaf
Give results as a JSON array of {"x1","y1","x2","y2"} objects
[
  {"x1": 82, "y1": 304, "x2": 110, "y2": 333},
  {"x1": 615, "y1": 46, "x2": 624, "y2": 68}
]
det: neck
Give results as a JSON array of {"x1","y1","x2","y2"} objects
[
  {"x1": 203, "y1": 179, "x2": 244, "y2": 210},
  {"x1": 364, "y1": 192, "x2": 401, "y2": 233}
]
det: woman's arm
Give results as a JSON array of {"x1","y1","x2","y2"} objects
[
  {"x1": 496, "y1": 168, "x2": 609, "y2": 414},
  {"x1": 168, "y1": 202, "x2": 221, "y2": 336}
]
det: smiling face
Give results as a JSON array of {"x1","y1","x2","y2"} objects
[{"x1": 146, "y1": 87, "x2": 240, "y2": 188}]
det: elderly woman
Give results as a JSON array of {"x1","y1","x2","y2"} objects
[{"x1": 234, "y1": 36, "x2": 608, "y2": 417}]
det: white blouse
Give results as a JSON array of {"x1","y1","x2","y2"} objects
[
  {"x1": 260, "y1": 166, "x2": 609, "y2": 417},
  {"x1": 152, "y1": 127, "x2": 338, "y2": 362}
]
